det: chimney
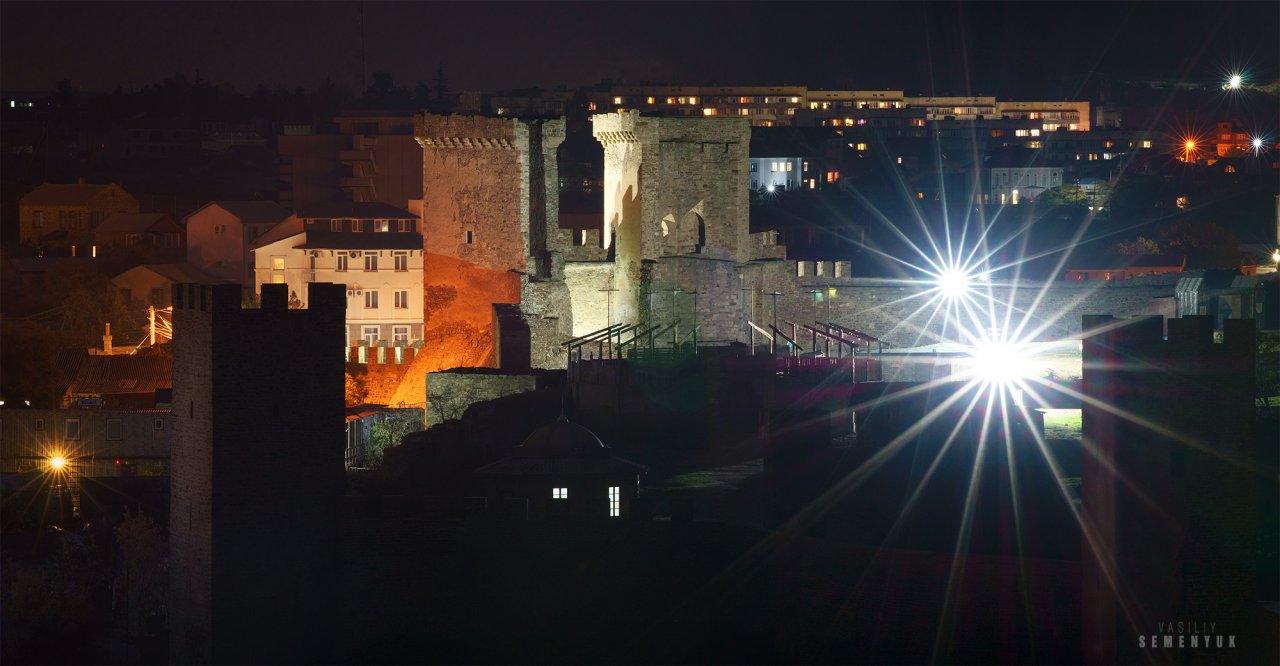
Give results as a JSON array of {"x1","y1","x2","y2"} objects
[{"x1": 103, "y1": 323, "x2": 113, "y2": 355}]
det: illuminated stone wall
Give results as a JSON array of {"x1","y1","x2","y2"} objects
[
  {"x1": 591, "y1": 112, "x2": 751, "y2": 340},
  {"x1": 739, "y1": 262, "x2": 1179, "y2": 347},
  {"x1": 412, "y1": 114, "x2": 570, "y2": 377}
]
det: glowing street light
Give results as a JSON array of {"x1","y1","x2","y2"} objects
[
  {"x1": 937, "y1": 268, "x2": 973, "y2": 299},
  {"x1": 48, "y1": 456, "x2": 67, "y2": 471},
  {"x1": 1272, "y1": 249, "x2": 1280, "y2": 264},
  {"x1": 1225, "y1": 73, "x2": 1243, "y2": 90},
  {"x1": 766, "y1": 184, "x2": 776, "y2": 193}
]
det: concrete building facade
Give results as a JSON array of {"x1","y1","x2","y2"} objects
[{"x1": 250, "y1": 202, "x2": 424, "y2": 345}]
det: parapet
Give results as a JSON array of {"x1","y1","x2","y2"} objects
[
  {"x1": 1083, "y1": 314, "x2": 1255, "y2": 356},
  {"x1": 416, "y1": 113, "x2": 517, "y2": 149}
]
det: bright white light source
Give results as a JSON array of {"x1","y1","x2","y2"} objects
[
  {"x1": 968, "y1": 340, "x2": 1034, "y2": 386},
  {"x1": 1227, "y1": 74, "x2": 1242, "y2": 89},
  {"x1": 1253, "y1": 137, "x2": 1264, "y2": 149},
  {"x1": 49, "y1": 456, "x2": 67, "y2": 471},
  {"x1": 766, "y1": 184, "x2": 776, "y2": 193},
  {"x1": 1272, "y1": 250, "x2": 1280, "y2": 263},
  {"x1": 937, "y1": 268, "x2": 973, "y2": 299}
]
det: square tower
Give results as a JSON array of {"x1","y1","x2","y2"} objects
[{"x1": 169, "y1": 282, "x2": 346, "y2": 664}]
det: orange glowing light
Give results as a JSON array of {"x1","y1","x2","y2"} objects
[
  {"x1": 1184, "y1": 140, "x2": 1195, "y2": 150},
  {"x1": 49, "y1": 456, "x2": 67, "y2": 471}
]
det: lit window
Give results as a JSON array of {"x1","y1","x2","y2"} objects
[
  {"x1": 364, "y1": 290, "x2": 379, "y2": 308},
  {"x1": 1142, "y1": 140, "x2": 1153, "y2": 149},
  {"x1": 336, "y1": 255, "x2": 348, "y2": 272},
  {"x1": 376, "y1": 219, "x2": 390, "y2": 232},
  {"x1": 65, "y1": 419, "x2": 80, "y2": 440},
  {"x1": 272, "y1": 256, "x2": 286, "y2": 270},
  {"x1": 771, "y1": 162, "x2": 779, "y2": 172},
  {"x1": 612, "y1": 96, "x2": 622, "y2": 104},
  {"x1": 896, "y1": 157, "x2": 903, "y2": 164},
  {"x1": 608, "y1": 486, "x2": 620, "y2": 517},
  {"x1": 702, "y1": 108, "x2": 715, "y2": 116},
  {"x1": 364, "y1": 254, "x2": 378, "y2": 271},
  {"x1": 917, "y1": 192, "x2": 924, "y2": 199},
  {"x1": 786, "y1": 161, "x2": 793, "y2": 172},
  {"x1": 1012, "y1": 189, "x2": 1020, "y2": 205},
  {"x1": 271, "y1": 274, "x2": 285, "y2": 284},
  {"x1": 394, "y1": 252, "x2": 408, "y2": 271},
  {"x1": 646, "y1": 96, "x2": 655, "y2": 104},
  {"x1": 1027, "y1": 141, "x2": 1042, "y2": 148},
  {"x1": 856, "y1": 143, "x2": 868, "y2": 151},
  {"x1": 394, "y1": 290, "x2": 409, "y2": 309},
  {"x1": 553, "y1": 487, "x2": 568, "y2": 499},
  {"x1": 738, "y1": 109, "x2": 749, "y2": 116},
  {"x1": 688, "y1": 96, "x2": 698, "y2": 105}
]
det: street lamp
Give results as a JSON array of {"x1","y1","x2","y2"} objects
[{"x1": 48, "y1": 455, "x2": 67, "y2": 471}]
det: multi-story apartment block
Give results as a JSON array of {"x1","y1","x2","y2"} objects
[
  {"x1": 276, "y1": 110, "x2": 422, "y2": 209},
  {"x1": 251, "y1": 202, "x2": 424, "y2": 346}
]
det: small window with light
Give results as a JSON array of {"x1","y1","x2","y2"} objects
[{"x1": 552, "y1": 487, "x2": 568, "y2": 499}]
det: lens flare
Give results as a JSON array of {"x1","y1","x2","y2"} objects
[
  {"x1": 48, "y1": 456, "x2": 67, "y2": 471},
  {"x1": 936, "y1": 268, "x2": 973, "y2": 299}
]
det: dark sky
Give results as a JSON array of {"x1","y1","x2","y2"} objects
[{"x1": 2, "y1": 1, "x2": 1276, "y2": 97}]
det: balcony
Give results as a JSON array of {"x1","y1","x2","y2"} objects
[
  {"x1": 339, "y1": 149, "x2": 375, "y2": 165},
  {"x1": 340, "y1": 176, "x2": 374, "y2": 189}
]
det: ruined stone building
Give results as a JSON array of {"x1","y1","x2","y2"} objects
[{"x1": 401, "y1": 110, "x2": 1180, "y2": 406}]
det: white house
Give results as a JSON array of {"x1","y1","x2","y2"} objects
[{"x1": 252, "y1": 202, "x2": 424, "y2": 346}]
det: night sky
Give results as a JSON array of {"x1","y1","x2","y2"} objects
[{"x1": 2, "y1": 1, "x2": 1277, "y2": 97}]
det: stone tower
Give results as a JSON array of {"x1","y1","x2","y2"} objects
[
  {"x1": 414, "y1": 114, "x2": 571, "y2": 370},
  {"x1": 591, "y1": 111, "x2": 751, "y2": 343},
  {"x1": 169, "y1": 282, "x2": 346, "y2": 664}
]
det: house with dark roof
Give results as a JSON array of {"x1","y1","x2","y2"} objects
[
  {"x1": 93, "y1": 212, "x2": 185, "y2": 260},
  {"x1": 112, "y1": 263, "x2": 228, "y2": 309},
  {"x1": 1063, "y1": 253, "x2": 1186, "y2": 282},
  {"x1": 971, "y1": 147, "x2": 1064, "y2": 205},
  {"x1": 475, "y1": 416, "x2": 645, "y2": 521},
  {"x1": 184, "y1": 200, "x2": 295, "y2": 288},
  {"x1": 19, "y1": 181, "x2": 139, "y2": 254},
  {"x1": 59, "y1": 353, "x2": 172, "y2": 409},
  {"x1": 252, "y1": 201, "x2": 424, "y2": 345}
]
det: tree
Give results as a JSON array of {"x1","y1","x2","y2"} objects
[
  {"x1": 114, "y1": 509, "x2": 167, "y2": 660},
  {"x1": 362, "y1": 71, "x2": 412, "y2": 109},
  {"x1": 363, "y1": 411, "x2": 423, "y2": 468},
  {"x1": 1159, "y1": 219, "x2": 1241, "y2": 268},
  {"x1": 1112, "y1": 236, "x2": 1162, "y2": 256},
  {"x1": 345, "y1": 371, "x2": 368, "y2": 406}
]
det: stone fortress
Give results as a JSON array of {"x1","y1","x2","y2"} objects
[{"x1": 403, "y1": 108, "x2": 1177, "y2": 386}]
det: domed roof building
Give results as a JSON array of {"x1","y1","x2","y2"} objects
[{"x1": 475, "y1": 415, "x2": 646, "y2": 521}]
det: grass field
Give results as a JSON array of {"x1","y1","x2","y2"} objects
[{"x1": 1043, "y1": 408, "x2": 1082, "y2": 441}]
